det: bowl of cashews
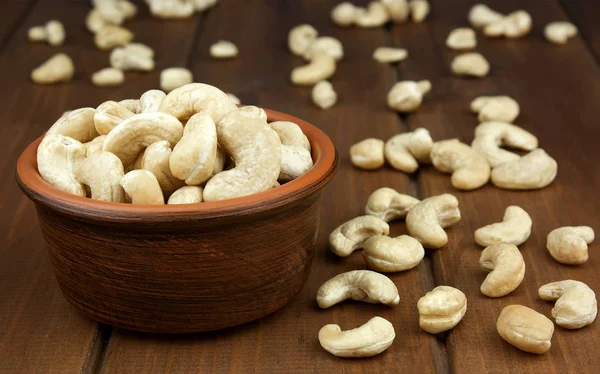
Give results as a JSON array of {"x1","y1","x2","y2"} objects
[{"x1": 16, "y1": 83, "x2": 337, "y2": 333}]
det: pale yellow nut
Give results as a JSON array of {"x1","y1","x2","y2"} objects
[
  {"x1": 28, "y1": 26, "x2": 47, "y2": 42},
  {"x1": 117, "y1": 0, "x2": 138, "y2": 20},
  {"x1": 472, "y1": 121, "x2": 537, "y2": 167},
  {"x1": 85, "y1": 9, "x2": 106, "y2": 34},
  {"x1": 93, "y1": 0, "x2": 125, "y2": 24},
  {"x1": 546, "y1": 226, "x2": 594, "y2": 265},
  {"x1": 484, "y1": 10, "x2": 532, "y2": 39},
  {"x1": 409, "y1": 0, "x2": 430, "y2": 23},
  {"x1": 431, "y1": 139, "x2": 490, "y2": 190},
  {"x1": 363, "y1": 235, "x2": 424, "y2": 272},
  {"x1": 31, "y1": 53, "x2": 74, "y2": 84},
  {"x1": 192, "y1": 0, "x2": 218, "y2": 12},
  {"x1": 384, "y1": 127, "x2": 433, "y2": 172},
  {"x1": 381, "y1": 0, "x2": 409, "y2": 23},
  {"x1": 46, "y1": 20, "x2": 66, "y2": 47},
  {"x1": 160, "y1": 67, "x2": 193, "y2": 92},
  {"x1": 470, "y1": 96, "x2": 520, "y2": 123},
  {"x1": 91, "y1": 68, "x2": 125, "y2": 87},
  {"x1": 148, "y1": 0, "x2": 195, "y2": 19},
  {"x1": 210, "y1": 40, "x2": 238, "y2": 59},
  {"x1": 475, "y1": 206, "x2": 532, "y2": 247},
  {"x1": 303, "y1": 37, "x2": 344, "y2": 61},
  {"x1": 227, "y1": 93, "x2": 241, "y2": 105},
  {"x1": 545, "y1": 22, "x2": 578, "y2": 44},
  {"x1": 47, "y1": 107, "x2": 98, "y2": 143},
  {"x1": 110, "y1": 43, "x2": 155, "y2": 72},
  {"x1": 94, "y1": 100, "x2": 135, "y2": 135},
  {"x1": 75, "y1": 151, "x2": 126, "y2": 202},
  {"x1": 319, "y1": 317, "x2": 395, "y2": 358},
  {"x1": 141, "y1": 140, "x2": 185, "y2": 196},
  {"x1": 270, "y1": 121, "x2": 313, "y2": 182},
  {"x1": 491, "y1": 149, "x2": 557, "y2": 190},
  {"x1": 350, "y1": 138, "x2": 385, "y2": 170},
  {"x1": 497, "y1": 305, "x2": 553, "y2": 354},
  {"x1": 355, "y1": 2, "x2": 390, "y2": 28},
  {"x1": 539, "y1": 280, "x2": 597, "y2": 329},
  {"x1": 37, "y1": 134, "x2": 87, "y2": 197},
  {"x1": 270, "y1": 121, "x2": 311, "y2": 150},
  {"x1": 451, "y1": 52, "x2": 489, "y2": 78},
  {"x1": 288, "y1": 24, "x2": 318, "y2": 56},
  {"x1": 365, "y1": 187, "x2": 420, "y2": 222},
  {"x1": 468, "y1": 4, "x2": 504, "y2": 28},
  {"x1": 118, "y1": 99, "x2": 140, "y2": 114},
  {"x1": 446, "y1": 28, "x2": 476, "y2": 50},
  {"x1": 120, "y1": 169, "x2": 164, "y2": 204},
  {"x1": 331, "y1": 2, "x2": 358, "y2": 27},
  {"x1": 418, "y1": 286, "x2": 467, "y2": 334},
  {"x1": 291, "y1": 53, "x2": 336, "y2": 86},
  {"x1": 480, "y1": 243, "x2": 525, "y2": 298},
  {"x1": 406, "y1": 194, "x2": 461, "y2": 249},
  {"x1": 311, "y1": 80, "x2": 337, "y2": 109},
  {"x1": 329, "y1": 215, "x2": 389, "y2": 257},
  {"x1": 139, "y1": 89, "x2": 166, "y2": 113},
  {"x1": 316, "y1": 270, "x2": 399, "y2": 308},
  {"x1": 94, "y1": 25, "x2": 133, "y2": 51},
  {"x1": 387, "y1": 80, "x2": 431, "y2": 112},
  {"x1": 373, "y1": 47, "x2": 408, "y2": 63},
  {"x1": 158, "y1": 82, "x2": 237, "y2": 123},
  {"x1": 167, "y1": 186, "x2": 203, "y2": 204},
  {"x1": 84, "y1": 135, "x2": 107, "y2": 156}
]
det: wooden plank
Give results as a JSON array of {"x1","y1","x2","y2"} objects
[
  {"x1": 392, "y1": 0, "x2": 600, "y2": 372},
  {"x1": 560, "y1": 0, "x2": 600, "y2": 62},
  {"x1": 0, "y1": 1, "x2": 202, "y2": 372},
  {"x1": 0, "y1": 0, "x2": 37, "y2": 50},
  {"x1": 101, "y1": 0, "x2": 446, "y2": 373}
]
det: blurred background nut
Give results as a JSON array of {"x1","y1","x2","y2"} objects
[
  {"x1": 546, "y1": 226, "x2": 595, "y2": 265},
  {"x1": 94, "y1": 24, "x2": 133, "y2": 50},
  {"x1": 318, "y1": 317, "x2": 395, "y2": 358},
  {"x1": 451, "y1": 52, "x2": 490, "y2": 78},
  {"x1": 381, "y1": 0, "x2": 409, "y2": 24},
  {"x1": 350, "y1": 138, "x2": 385, "y2": 170},
  {"x1": 409, "y1": 0, "x2": 430, "y2": 23},
  {"x1": 91, "y1": 67, "x2": 124, "y2": 87},
  {"x1": 288, "y1": 24, "x2": 318, "y2": 56},
  {"x1": 538, "y1": 280, "x2": 597, "y2": 329},
  {"x1": 93, "y1": 0, "x2": 126, "y2": 25},
  {"x1": 28, "y1": 20, "x2": 65, "y2": 46},
  {"x1": 31, "y1": 53, "x2": 74, "y2": 84},
  {"x1": 86, "y1": 9, "x2": 107, "y2": 33},
  {"x1": 331, "y1": 2, "x2": 358, "y2": 27},
  {"x1": 355, "y1": 2, "x2": 390, "y2": 28},
  {"x1": 470, "y1": 96, "x2": 520, "y2": 123},
  {"x1": 329, "y1": 215, "x2": 389, "y2": 257},
  {"x1": 311, "y1": 80, "x2": 337, "y2": 109},
  {"x1": 210, "y1": 40, "x2": 239, "y2": 59},
  {"x1": 446, "y1": 28, "x2": 476, "y2": 50},
  {"x1": 316, "y1": 270, "x2": 399, "y2": 308},
  {"x1": 471, "y1": 122, "x2": 537, "y2": 167},
  {"x1": 474, "y1": 206, "x2": 532, "y2": 247},
  {"x1": 545, "y1": 21, "x2": 578, "y2": 44},
  {"x1": 303, "y1": 37, "x2": 344, "y2": 61},
  {"x1": 365, "y1": 187, "x2": 420, "y2": 222},
  {"x1": 362, "y1": 235, "x2": 424, "y2": 272},
  {"x1": 28, "y1": 26, "x2": 46, "y2": 42},
  {"x1": 110, "y1": 43, "x2": 155, "y2": 71},
  {"x1": 148, "y1": 0, "x2": 195, "y2": 19},
  {"x1": 373, "y1": 47, "x2": 408, "y2": 63},
  {"x1": 160, "y1": 67, "x2": 193, "y2": 92},
  {"x1": 418, "y1": 286, "x2": 467, "y2": 334},
  {"x1": 479, "y1": 243, "x2": 525, "y2": 298},
  {"x1": 496, "y1": 305, "x2": 554, "y2": 354},
  {"x1": 468, "y1": 3, "x2": 504, "y2": 28},
  {"x1": 291, "y1": 53, "x2": 336, "y2": 86},
  {"x1": 387, "y1": 80, "x2": 431, "y2": 112},
  {"x1": 484, "y1": 10, "x2": 532, "y2": 39}
]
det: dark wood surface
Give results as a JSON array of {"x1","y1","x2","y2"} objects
[{"x1": 1, "y1": 0, "x2": 598, "y2": 373}]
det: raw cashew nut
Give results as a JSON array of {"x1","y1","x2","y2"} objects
[
  {"x1": 384, "y1": 127, "x2": 433, "y2": 172},
  {"x1": 546, "y1": 226, "x2": 595, "y2": 265},
  {"x1": 288, "y1": 24, "x2": 318, "y2": 56},
  {"x1": 350, "y1": 138, "x2": 385, "y2": 170},
  {"x1": 475, "y1": 206, "x2": 532, "y2": 247},
  {"x1": 28, "y1": 20, "x2": 65, "y2": 46},
  {"x1": 291, "y1": 53, "x2": 336, "y2": 86},
  {"x1": 47, "y1": 108, "x2": 98, "y2": 143},
  {"x1": 356, "y1": 2, "x2": 390, "y2": 28},
  {"x1": 84, "y1": 135, "x2": 106, "y2": 156},
  {"x1": 160, "y1": 67, "x2": 193, "y2": 92},
  {"x1": 203, "y1": 108, "x2": 281, "y2": 201},
  {"x1": 120, "y1": 170, "x2": 164, "y2": 204},
  {"x1": 484, "y1": 10, "x2": 532, "y2": 39},
  {"x1": 387, "y1": 80, "x2": 431, "y2": 112},
  {"x1": 409, "y1": 0, "x2": 430, "y2": 23},
  {"x1": 303, "y1": 37, "x2": 344, "y2": 61},
  {"x1": 538, "y1": 280, "x2": 597, "y2": 329},
  {"x1": 270, "y1": 121, "x2": 311, "y2": 150},
  {"x1": 103, "y1": 112, "x2": 183, "y2": 167},
  {"x1": 365, "y1": 187, "x2": 420, "y2": 222},
  {"x1": 470, "y1": 96, "x2": 520, "y2": 123},
  {"x1": 269, "y1": 121, "x2": 313, "y2": 181},
  {"x1": 496, "y1": 305, "x2": 554, "y2": 354},
  {"x1": 312, "y1": 80, "x2": 337, "y2": 109},
  {"x1": 451, "y1": 52, "x2": 490, "y2": 78},
  {"x1": 468, "y1": 4, "x2": 504, "y2": 28},
  {"x1": 406, "y1": 194, "x2": 461, "y2": 249},
  {"x1": 139, "y1": 90, "x2": 166, "y2": 113},
  {"x1": 170, "y1": 113, "x2": 217, "y2": 185},
  {"x1": 37, "y1": 134, "x2": 87, "y2": 197},
  {"x1": 93, "y1": 0, "x2": 125, "y2": 24},
  {"x1": 31, "y1": 53, "x2": 74, "y2": 84},
  {"x1": 381, "y1": 0, "x2": 409, "y2": 23},
  {"x1": 329, "y1": 215, "x2": 389, "y2": 257},
  {"x1": 118, "y1": 99, "x2": 140, "y2": 114},
  {"x1": 94, "y1": 25, "x2": 133, "y2": 51},
  {"x1": 75, "y1": 151, "x2": 125, "y2": 202},
  {"x1": 363, "y1": 235, "x2": 424, "y2": 272},
  {"x1": 158, "y1": 83, "x2": 237, "y2": 123},
  {"x1": 94, "y1": 101, "x2": 135, "y2": 135},
  {"x1": 491, "y1": 149, "x2": 557, "y2": 190},
  {"x1": 85, "y1": 9, "x2": 106, "y2": 33},
  {"x1": 418, "y1": 286, "x2": 467, "y2": 334},
  {"x1": 141, "y1": 141, "x2": 185, "y2": 195},
  {"x1": 110, "y1": 43, "x2": 155, "y2": 72},
  {"x1": 431, "y1": 139, "x2": 491, "y2": 190},
  {"x1": 168, "y1": 186, "x2": 203, "y2": 204},
  {"x1": 472, "y1": 121, "x2": 537, "y2": 167},
  {"x1": 317, "y1": 270, "x2": 399, "y2": 308},
  {"x1": 545, "y1": 22, "x2": 578, "y2": 44},
  {"x1": 148, "y1": 0, "x2": 195, "y2": 19},
  {"x1": 210, "y1": 40, "x2": 239, "y2": 59},
  {"x1": 373, "y1": 47, "x2": 408, "y2": 63},
  {"x1": 318, "y1": 317, "x2": 395, "y2": 358},
  {"x1": 480, "y1": 243, "x2": 525, "y2": 298},
  {"x1": 446, "y1": 28, "x2": 476, "y2": 50},
  {"x1": 331, "y1": 2, "x2": 358, "y2": 27},
  {"x1": 92, "y1": 68, "x2": 124, "y2": 87}
]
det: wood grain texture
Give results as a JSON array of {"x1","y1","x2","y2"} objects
[
  {"x1": 560, "y1": 0, "x2": 600, "y2": 62},
  {"x1": 0, "y1": 0, "x2": 36, "y2": 50}
]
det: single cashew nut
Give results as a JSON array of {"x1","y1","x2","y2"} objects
[
  {"x1": 350, "y1": 138, "x2": 385, "y2": 170},
  {"x1": 418, "y1": 286, "x2": 467, "y2": 334},
  {"x1": 431, "y1": 139, "x2": 490, "y2": 190},
  {"x1": 317, "y1": 270, "x2": 399, "y2": 308},
  {"x1": 373, "y1": 47, "x2": 408, "y2": 63},
  {"x1": 85, "y1": 9, "x2": 106, "y2": 33},
  {"x1": 270, "y1": 121, "x2": 311, "y2": 150},
  {"x1": 470, "y1": 96, "x2": 520, "y2": 123},
  {"x1": 496, "y1": 305, "x2": 554, "y2": 354},
  {"x1": 291, "y1": 53, "x2": 336, "y2": 86},
  {"x1": 546, "y1": 226, "x2": 594, "y2": 265},
  {"x1": 203, "y1": 108, "x2": 281, "y2": 201},
  {"x1": 381, "y1": 0, "x2": 409, "y2": 23},
  {"x1": 75, "y1": 151, "x2": 125, "y2": 202},
  {"x1": 365, "y1": 187, "x2": 420, "y2": 222},
  {"x1": 480, "y1": 243, "x2": 525, "y2": 297},
  {"x1": 446, "y1": 28, "x2": 476, "y2": 50},
  {"x1": 356, "y1": 2, "x2": 390, "y2": 28},
  {"x1": 110, "y1": 43, "x2": 155, "y2": 72},
  {"x1": 468, "y1": 4, "x2": 504, "y2": 28},
  {"x1": 331, "y1": 2, "x2": 358, "y2": 27},
  {"x1": 312, "y1": 80, "x2": 337, "y2": 109},
  {"x1": 141, "y1": 140, "x2": 185, "y2": 195},
  {"x1": 545, "y1": 22, "x2": 578, "y2": 44},
  {"x1": 319, "y1": 317, "x2": 395, "y2": 358},
  {"x1": 484, "y1": 10, "x2": 532, "y2": 39},
  {"x1": 120, "y1": 169, "x2": 164, "y2": 204},
  {"x1": 269, "y1": 121, "x2": 313, "y2": 181},
  {"x1": 406, "y1": 194, "x2": 461, "y2": 249},
  {"x1": 384, "y1": 127, "x2": 433, "y2": 172},
  {"x1": 210, "y1": 40, "x2": 239, "y2": 59},
  {"x1": 472, "y1": 121, "x2": 537, "y2": 167},
  {"x1": 47, "y1": 108, "x2": 98, "y2": 143},
  {"x1": 31, "y1": 53, "x2": 74, "y2": 84},
  {"x1": 139, "y1": 89, "x2": 167, "y2": 113},
  {"x1": 387, "y1": 80, "x2": 431, "y2": 112},
  {"x1": 451, "y1": 52, "x2": 490, "y2": 78},
  {"x1": 475, "y1": 206, "x2": 532, "y2": 247},
  {"x1": 167, "y1": 186, "x2": 203, "y2": 204},
  {"x1": 117, "y1": 0, "x2": 138, "y2": 19},
  {"x1": 84, "y1": 135, "x2": 107, "y2": 156},
  {"x1": 92, "y1": 68, "x2": 125, "y2": 87},
  {"x1": 37, "y1": 134, "x2": 87, "y2": 197},
  {"x1": 148, "y1": 0, "x2": 195, "y2": 19},
  {"x1": 329, "y1": 215, "x2": 390, "y2": 257},
  {"x1": 303, "y1": 37, "x2": 344, "y2": 61},
  {"x1": 409, "y1": 0, "x2": 430, "y2": 23},
  {"x1": 93, "y1": 0, "x2": 126, "y2": 24},
  {"x1": 363, "y1": 235, "x2": 424, "y2": 272},
  {"x1": 491, "y1": 149, "x2": 557, "y2": 190},
  {"x1": 103, "y1": 112, "x2": 183, "y2": 167},
  {"x1": 158, "y1": 83, "x2": 237, "y2": 123},
  {"x1": 227, "y1": 93, "x2": 241, "y2": 105},
  {"x1": 539, "y1": 280, "x2": 597, "y2": 329},
  {"x1": 288, "y1": 24, "x2": 318, "y2": 56},
  {"x1": 160, "y1": 67, "x2": 193, "y2": 92},
  {"x1": 94, "y1": 101, "x2": 135, "y2": 135},
  {"x1": 94, "y1": 25, "x2": 133, "y2": 51}
]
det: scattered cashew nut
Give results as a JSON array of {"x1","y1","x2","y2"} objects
[
  {"x1": 471, "y1": 121, "x2": 538, "y2": 167},
  {"x1": 468, "y1": 4, "x2": 504, "y2": 29},
  {"x1": 381, "y1": 0, "x2": 409, "y2": 23},
  {"x1": 446, "y1": 28, "x2": 476, "y2": 50},
  {"x1": 210, "y1": 40, "x2": 239, "y2": 59},
  {"x1": 120, "y1": 169, "x2": 164, "y2": 204},
  {"x1": 160, "y1": 67, "x2": 193, "y2": 92},
  {"x1": 37, "y1": 134, "x2": 87, "y2": 197},
  {"x1": 148, "y1": 0, "x2": 195, "y2": 19},
  {"x1": 75, "y1": 151, "x2": 125, "y2": 202},
  {"x1": 303, "y1": 37, "x2": 344, "y2": 61},
  {"x1": 480, "y1": 243, "x2": 525, "y2": 298},
  {"x1": 28, "y1": 20, "x2": 65, "y2": 46},
  {"x1": 490, "y1": 149, "x2": 557, "y2": 190},
  {"x1": 384, "y1": 127, "x2": 433, "y2": 172},
  {"x1": 312, "y1": 80, "x2": 337, "y2": 109},
  {"x1": 365, "y1": 187, "x2": 420, "y2": 222},
  {"x1": 474, "y1": 206, "x2": 532, "y2": 247},
  {"x1": 406, "y1": 194, "x2": 461, "y2": 249},
  {"x1": 291, "y1": 52, "x2": 336, "y2": 86},
  {"x1": 546, "y1": 226, "x2": 594, "y2": 265},
  {"x1": 470, "y1": 96, "x2": 520, "y2": 123},
  {"x1": 94, "y1": 25, "x2": 133, "y2": 51},
  {"x1": 110, "y1": 43, "x2": 155, "y2": 72},
  {"x1": 350, "y1": 138, "x2": 385, "y2": 170},
  {"x1": 418, "y1": 286, "x2": 467, "y2": 334},
  {"x1": 319, "y1": 317, "x2": 395, "y2": 358},
  {"x1": 430, "y1": 139, "x2": 491, "y2": 190},
  {"x1": 356, "y1": 2, "x2": 390, "y2": 28},
  {"x1": 329, "y1": 215, "x2": 390, "y2": 257},
  {"x1": 373, "y1": 47, "x2": 408, "y2": 64},
  {"x1": 363, "y1": 235, "x2": 424, "y2": 272},
  {"x1": 496, "y1": 305, "x2": 554, "y2": 354},
  {"x1": 31, "y1": 53, "x2": 74, "y2": 84},
  {"x1": 167, "y1": 186, "x2": 203, "y2": 204},
  {"x1": 158, "y1": 83, "x2": 237, "y2": 123},
  {"x1": 288, "y1": 24, "x2": 318, "y2": 57},
  {"x1": 538, "y1": 280, "x2": 597, "y2": 329},
  {"x1": 387, "y1": 80, "x2": 431, "y2": 112},
  {"x1": 316, "y1": 270, "x2": 399, "y2": 308},
  {"x1": 545, "y1": 22, "x2": 578, "y2": 44},
  {"x1": 92, "y1": 68, "x2": 125, "y2": 87},
  {"x1": 331, "y1": 2, "x2": 358, "y2": 27},
  {"x1": 451, "y1": 52, "x2": 490, "y2": 78}
]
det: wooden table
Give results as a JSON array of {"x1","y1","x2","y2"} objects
[{"x1": 1, "y1": 0, "x2": 599, "y2": 372}]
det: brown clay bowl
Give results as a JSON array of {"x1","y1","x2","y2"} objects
[{"x1": 16, "y1": 108, "x2": 337, "y2": 333}]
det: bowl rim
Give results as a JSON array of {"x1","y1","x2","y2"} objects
[{"x1": 16, "y1": 108, "x2": 338, "y2": 222}]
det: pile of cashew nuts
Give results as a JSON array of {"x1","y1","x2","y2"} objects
[{"x1": 37, "y1": 83, "x2": 314, "y2": 204}]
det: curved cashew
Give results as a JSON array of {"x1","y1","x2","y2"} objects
[
  {"x1": 288, "y1": 24, "x2": 318, "y2": 56},
  {"x1": 356, "y1": 2, "x2": 390, "y2": 28},
  {"x1": 85, "y1": 9, "x2": 106, "y2": 33},
  {"x1": 480, "y1": 243, "x2": 525, "y2": 298},
  {"x1": 381, "y1": 0, "x2": 409, "y2": 23},
  {"x1": 103, "y1": 112, "x2": 184, "y2": 167},
  {"x1": 270, "y1": 121, "x2": 313, "y2": 181},
  {"x1": 475, "y1": 206, "x2": 532, "y2": 247},
  {"x1": 431, "y1": 139, "x2": 490, "y2": 190},
  {"x1": 496, "y1": 305, "x2": 554, "y2": 354},
  {"x1": 538, "y1": 280, "x2": 597, "y2": 329},
  {"x1": 120, "y1": 170, "x2": 164, "y2": 204},
  {"x1": 350, "y1": 138, "x2": 385, "y2": 170},
  {"x1": 312, "y1": 80, "x2": 337, "y2": 109},
  {"x1": 167, "y1": 186, "x2": 203, "y2": 204},
  {"x1": 110, "y1": 43, "x2": 155, "y2": 72},
  {"x1": 118, "y1": 99, "x2": 140, "y2": 114},
  {"x1": 451, "y1": 52, "x2": 490, "y2": 78},
  {"x1": 84, "y1": 135, "x2": 107, "y2": 156},
  {"x1": 384, "y1": 127, "x2": 433, "y2": 172},
  {"x1": 406, "y1": 194, "x2": 461, "y2": 249},
  {"x1": 203, "y1": 108, "x2": 281, "y2": 201},
  {"x1": 331, "y1": 2, "x2": 358, "y2": 27},
  {"x1": 29, "y1": 20, "x2": 65, "y2": 46},
  {"x1": 418, "y1": 286, "x2": 467, "y2": 334},
  {"x1": 363, "y1": 235, "x2": 424, "y2": 272},
  {"x1": 319, "y1": 317, "x2": 395, "y2": 358},
  {"x1": 170, "y1": 112, "x2": 217, "y2": 185},
  {"x1": 472, "y1": 122, "x2": 538, "y2": 167},
  {"x1": 446, "y1": 28, "x2": 476, "y2": 50},
  {"x1": 94, "y1": 100, "x2": 135, "y2": 135},
  {"x1": 484, "y1": 10, "x2": 532, "y2": 39},
  {"x1": 92, "y1": 0, "x2": 125, "y2": 24},
  {"x1": 471, "y1": 96, "x2": 520, "y2": 123},
  {"x1": 365, "y1": 187, "x2": 420, "y2": 222},
  {"x1": 387, "y1": 80, "x2": 431, "y2": 112},
  {"x1": 47, "y1": 108, "x2": 98, "y2": 143},
  {"x1": 139, "y1": 89, "x2": 166, "y2": 113},
  {"x1": 94, "y1": 25, "x2": 133, "y2": 51},
  {"x1": 291, "y1": 52, "x2": 336, "y2": 86},
  {"x1": 31, "y1": 53, "x2": 74, "y2": 84},
  {"x1": 329, "y1": 215, "x2": 390, "y2": 257},
  {"x1": 141, "y1": 140, "x2": 185, "y2": 195},
  {"x1": 37, "y1": 134, "x2": 87, "y2": 197},
  {"x1": 373, "y1": 47, "x2": 408, "y2": 63},
  {"x1": 468, "y1": 4, "x2": 504, "y2": 28},
  {"x1": 410, "y1": 0, "x2": 430, "y2": 23},
  {"x1": 546, "y1": 226, "x2": 594, "y2": 265},
  {"x1": 210, "y1": 40, "x2": 239, "y2": 59},
  {"x1": 491, "y1": 149, "x2": 557, "y2": 190},
  {"x1": 317, "y1": 270, "x2": 399, "y2": 308},
  {"x1": 148, "y1": 0, "x2": 195, "y2": 19},
  {"x1": 92, "y1": 68, "x2": 125, "y2": 87},
  {"x1": 118, "y1": 0, "x2": 138, "y2": 19},
  {"x1": 303, "y1": 37, "x2": 344, "y2": 61},
  {"x1": 75, "y1": 151, "x2": 125, "y2": 202},
  {"x1": 160, "y1": 67, "x2": 193, "y2": 92},
  {"x1": 158, "y1": 83, "x2": 237, "y2": 123},
  {"x1": 28, "y1": 26, "x2": 46, "y2": 42},
  {"x1": 545, "y1": 22, "x2": 578, "y2": 44}
]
